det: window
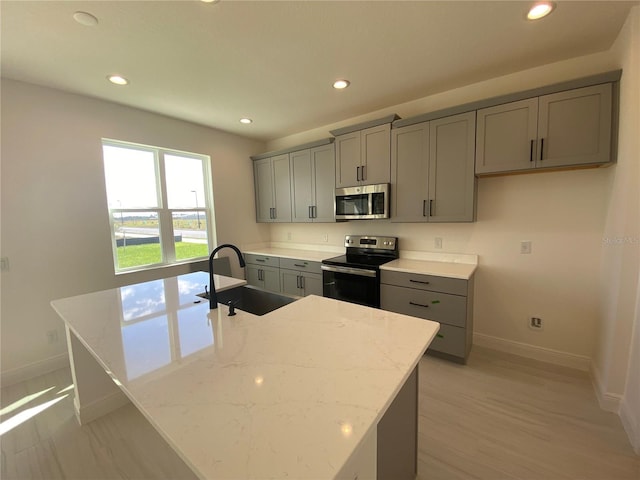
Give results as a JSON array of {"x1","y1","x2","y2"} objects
[{"x1": 102, "y1": 139, "x2": 214, "y2": 273}]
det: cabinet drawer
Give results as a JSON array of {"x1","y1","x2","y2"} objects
[
  {"x1": 279, "y1": 258, "x2": 322, "y2": 274},
  {"x1": 381, "y1": 270, "x2": 467, "y2": 296},
  {"x1": 380, "y1": 284, "x2": 467, "y2": 328},
  {"x1": 244, "y1": 253, "x2": 280, "y2": 268},
  {"x1": 429, "y1": 324, "x2": 466, "y2": 358}
]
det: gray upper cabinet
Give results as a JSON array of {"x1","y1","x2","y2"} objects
[
  {"x1": 253, "y1": 153, "x2": 292, "y2": 223},
  {"x1": 476, "y1": 83, "x2": 613, "y2": 174},
  {"x1": 391, "y1": 111, "x2": 476, "y2": 223},
  {"x1": 335, "y1": 123, "x2": 391, "y2": 187},
  {"x1": 475, "y1": 98, "x2": 538, "y2": 174},
  {"x1": 537, "y1": 84, "x2": 612, "y2": 168},
  {"x1": 290, "y1": 144, "x2": 335, "y2": 223}
]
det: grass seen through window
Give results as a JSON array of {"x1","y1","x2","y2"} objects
[{"x1": 117, "y1": 242, "x2": 209, "y2": 269}]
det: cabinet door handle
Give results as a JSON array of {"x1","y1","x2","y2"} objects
[
  {"x1": 309, "y1": 206, "x2": 313, "y2": 219},
  {"x1": 296, "y1": 275, "x2": 300, "y2": 288},
  {"x1": 272, "y1": 208, "x2": 276, "y2": 219},
  {"x1": 258, "y1": 269, "x2": 262, "y2": 281},
  {"x1": 356, "y1": 166, "x2": 361, "y2": 181},
  {"x1": 300, "y1": 276, "x2": 305, "y2": 289},
  {"x1": 429, "y1": 199, "x2": 434, "y2": 217},
  {"x1": 422, "y1": 200, "x2": 427, "y2": 217},
  {"x1": 540, "y1": 138, "x2": 544, "y2": 161},
  {"x1": 530, "y1": 139, "x2": 534, "y2": 162},
  {"x1": 409, "y1": 301, "x2": 430, "y2": 308},
  {"x1": 409, "y1": 279, "x2": 430, "y2": 285},
  {"x1": 313, "y1": 206, "x2": 317, "y2": 218},
  {"x1": 362, "y1": 165, "x2": 366, "y2": 181}
]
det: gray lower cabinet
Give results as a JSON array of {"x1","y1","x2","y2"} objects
[
  {"x1": 244, "y1": 254, "x2": 281, "y2": 293},
  {"x1": 290, "y1": 144, "x2": 335, "y2": 222},
  {"x1": 279, "y1": 258, "x2": 322, "y2": 297},
  {"x1": 380, "y1": 270, "x2": 474, "y2": 363},
  {"x1": 391, "y1": 111, "x2": 476, "y2": 223},
  {"x1": 253, "y1": 154, "x2": 292, "y2": 222},
  {"x1": 476, "y1": 83, "x2": 613, "y2": 174}
]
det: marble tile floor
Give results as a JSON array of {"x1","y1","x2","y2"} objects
[{"x1": 1, "y1": 346, "x2": 638, "y2": 479}]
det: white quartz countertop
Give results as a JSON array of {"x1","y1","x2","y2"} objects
[
  {"x1": 381, "y1": 258, "x2": 477, "y2": 279},
  {"x1": 51, "y1": 271, "x2": 438, "y2": 480},
  {"x1": 243, "y1": 246, "x2": 338, "y2": 262}
]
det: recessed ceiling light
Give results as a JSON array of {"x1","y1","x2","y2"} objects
[
  {"x1": 333, "y1": 79, "x2": 350, "y2": 90},
  {"x1": 240, "y1": 118, "x2": 253, "y2": 124},
  {"x1": 107, "y1": 75, "x2": 129, "y2": 86},
  {"x1": 527, "y1": 2, "x2": 555, "y2": 20},
  {"x1": 73, "y1": 11, "x2": 98, "y2": 27}
]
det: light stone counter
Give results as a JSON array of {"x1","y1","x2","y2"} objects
[
  {"x1": 52, "y1": 271, "x2": 439, "y2": 480},
  {"x1": 242, "y1": 246, "x2": 339, "y2": 262},
  {"x1": 381, "y1": 258, "x2": 477, "y2": 280}
]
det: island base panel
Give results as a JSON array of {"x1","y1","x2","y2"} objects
[
  {"x1": 377, "y1": 364, "x2": 418, "y2": 480},
  {"x1": 66, "y1": 326, "x2": 130, "y2": 425}
]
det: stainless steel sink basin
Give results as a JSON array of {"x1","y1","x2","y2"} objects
[{"x1": 197, "y1": 285, "x2": 298, "y2": 316}]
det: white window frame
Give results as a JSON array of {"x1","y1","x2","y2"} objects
[{"x1": 102, "y1": 138, "x2": 216, "y2": 274}]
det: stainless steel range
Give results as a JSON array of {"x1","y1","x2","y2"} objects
[{"x1": 321, "y1": 235, "x2": 399, "y2": 308}]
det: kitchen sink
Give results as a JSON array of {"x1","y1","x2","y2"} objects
[{"x1": 197, "y1": 285, "x2": 298, "y2": 316}]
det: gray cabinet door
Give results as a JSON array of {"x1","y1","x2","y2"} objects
[
  {"x1": 391, "y1": 122, "x2": 430, "y2": 223},
  {"x1": 245, "y1": 264, "x2": 263, "y2": 289},
  {"x1": 335, "y1": 131, "x2": 361, "y2": 188},
  {"x1": 301, "y1": 272, "x2": 322, "y2": 296},
  {"x1": 475, "y1": 98, "x2": 538, "y2": 174},
  {"x1": 290, "y1": 149, "x2": 313, "y2": 223},
  {"x1": 253, "y1": 158, "x2": 274, "y2": 222},
  {"x1": 280, "y1": 269, "x2": 300, "y2": 296},
  {"x1": 428, "y1": 112, "x2": 477, "y2": 223},
  {"x1": 262, "y1": 265, "x2": 281, "y2": 293},
  {"x1": 537, "y1": 83, "x2": 612, "y2": 168},
  {"x1": 271, "y1": 153, "x2": 292, "y2": 222},
  {"x1": 361, "y1": 123, "x2": 391, "y2": 185},
  {"x1": 310, "y1": 144, "x2": 336, "y2": 222}
]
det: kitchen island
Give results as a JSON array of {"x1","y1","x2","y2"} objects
[{"x1": 51, "y1": 271, "x2": 439, "y2": 479}]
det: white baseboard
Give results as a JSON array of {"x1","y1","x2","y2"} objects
[
  {"x1": 620, "y1": 396, "x2": 640, "y2": 455},
  {"x1": 589, "y1": 362, "x2": 623, "y2": 413},
  {"x1": 473, "y1": 332, "x2": 591, "y2": 371},
  {"x1": 0, "y1": 353, "x2": 70, "y2": 387},
  {"x1": 73, "y1": 389, "x2": 131, "y2": 425}
]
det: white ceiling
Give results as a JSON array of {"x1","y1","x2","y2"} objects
[{"x1": 1, "y1": 1, "x2": 637, "y2": 142}]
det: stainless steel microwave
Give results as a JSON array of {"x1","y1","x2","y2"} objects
[{"x1": 335, "y1": 183, "x2": 389, "y2": 220}]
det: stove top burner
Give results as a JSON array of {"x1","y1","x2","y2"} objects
[{"x1": 322, "y1": 235, "x2": 399, "y2": 270}]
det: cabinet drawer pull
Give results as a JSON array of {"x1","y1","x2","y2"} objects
[
  {"x1": 294, "y1": 263, "x2": 306, "y2": 268},
  {"x1": 255, "y1": 258, "x2": 266, "y2": 262},
  {"x1": 436, "y1": 333, "x2": 444, "y2": 339},
  {"x1": 409, "y1": 301, "x2": 429, "y2": 308},
  {"x1": 530, "y1": 139, "x2": 534, "y2": 162},
  {"x1": 409, "y1": 279, "x2": 430, "y2": 285}
]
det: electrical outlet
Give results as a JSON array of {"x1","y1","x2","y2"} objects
[
  {"x1": 529, "y1": 317, "x2": 543, "y2": 330},
  {"x1": 46, "y1": 329, "x2": 59, "y2": 344},
  {"x1": 520, "y1": 241, "x2": 532, "y2": 254},
  {"x1": 434, "y1": 237, "x2": 443, "y2": 249}
]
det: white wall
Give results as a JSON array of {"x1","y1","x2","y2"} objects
[
  {"x1": 0, "y1": 79, "x2": 268, "y2": 384},
  {"x1": 594, "y1": 6, "x2": 640, "y2": 452}
]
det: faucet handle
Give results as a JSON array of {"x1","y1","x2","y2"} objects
[{"x1": 227, "y1": 300, "x2": 237, "y2": 316}]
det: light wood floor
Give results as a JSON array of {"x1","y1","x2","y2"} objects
[{"x1": 1, "y1": 347, "x2": 638, "y2": 479}]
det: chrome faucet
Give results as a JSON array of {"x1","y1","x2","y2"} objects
[{"x1": 208, "y1": 244, "x2": 246, "y2": 310}]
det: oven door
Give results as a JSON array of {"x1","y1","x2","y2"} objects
[{"x1": 321, "y1": 264, "x2": 380, "y2": 308}]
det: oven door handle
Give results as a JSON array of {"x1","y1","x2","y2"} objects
[{"x1": 321, "y1": 264, "x2": 377, "y2": 278}]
